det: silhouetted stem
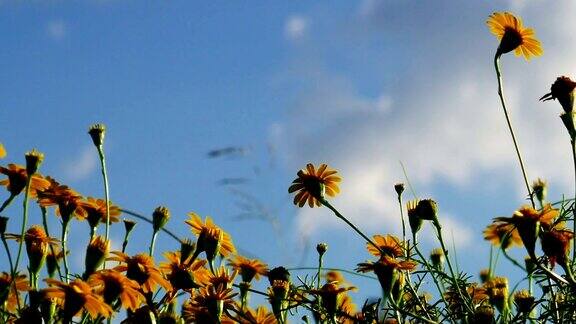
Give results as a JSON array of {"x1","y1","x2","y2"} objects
[
  {"x1": 13, "y1": 178, "x2": 31, "y2": 278},
  {"x1": 96, "y1": 147, "x2": 111, "y2": 267},
  {"x1": 0, "y1": 193, "x2": 16, "y2": 214}
]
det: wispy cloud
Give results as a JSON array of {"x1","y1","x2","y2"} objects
[
  {"x1": 46, "y1": 19, "x2": 67, "y2": 41},
  {"x1": 284, "y1": 15, "x2": 308, "y2": 41},
  {"x1": 62, "y1": 145, "x2": 98, "y2": 182}
]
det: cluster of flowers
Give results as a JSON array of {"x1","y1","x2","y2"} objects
[{"x1": 3, "y1": 10, "x2": 576, "y2": 324}]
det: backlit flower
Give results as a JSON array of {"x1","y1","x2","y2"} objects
[
  {"x1": 228, "y1": 255, "x2": 269, "y2": 283},
  {"x1": 0, "y1": 164, "x2": 50, "y2": 198},
  {"x1": 79, "y1": 197, "x2": 121, "y2": 230},
  {"x1": 487, "y1": 12, "x2": 542, "y2": 60},
  {"x1": 6, "y1": 225, "x2": 59, "y2": 276},
  {"x1": 109, "y1": 252, "x2": 172, "y2": 293},
  {"x1": 0, "y1": 143, "x2": 5, "y2": 159},
  {"x1": 43, "y1": 278, "x2": 112, "y2": 320},
  {"x1": 88, "y1": 270, "x2": 144, "y2": 311},
  {"x1": 541, "y1": 227, "x2": 574, "y2": 268},
  {"x1": 160, "y1": 251, "x2": 207, "y2": 291},
  {"x1": 367, "y1": 234, "x2": 404, "y2": 258},
  {"x1": 36, "y1": 177, "x2": 85, "y2": 222},
  {"x1": 0, "y1": 272, "x2": 29, "y2": 313},
  {"x1": 541, "y1": 76, "x2": 576, "y2": 113},
  {"x1": 201, "y1": 265, "x2": 237, "y2": 290},
  {"x1": 186, "y1": 212, "x2": 236, "y2": 260},
  {"x1": 357, "y1": 256, "x2": 416, "y2": 301},
  {"x1": 483, "y1": 221, "x2": 522, "y2": 249},
  {"x1": 241, "y1": 306, "x2": 277, "y2": 324},
  {"x1": 183, "y1": 285, "x2": 238, "y2": 324},
  {"x1": 310, "y1": 282, "x2": 356, "y2": 316},
  {"x1": 288, "y1": 163, "x2": 341, "y2": 207}
]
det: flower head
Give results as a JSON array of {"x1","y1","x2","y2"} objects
[
  {"x1": 160, "y1": 251, "x2": 207, "y2": 291},
  {"x1": 513, "y1": 289, "x2": 535, "y2": 313},
  {"x1": 483, "y1": 221, "x2": 522, "y2": 250},
  {"x1": 25, "y1": 149, "x2": 44, "y2": 175},
  {"x1": 541, "y1": 76, "x2": 576, "y2": 113},
  {"x1": 84, "y1": 236, "x2": 110, "y2": 278},
  {"x1": 0, "y1": 164, "x2": 50, "y2": 197},
  {"x1": 109, "y1": 252, "x2": 172, "y2": 293},
  {"x1": 0, "y1": 272, "x2": 29, "y2": 313},
  {"x1": 487, "y1": 12, "x2": 542, "y2": 59},
  {"x1": 6, "y1": 225, "x2": 58, "y2": 276},
  {"x1": 36, "y1": 177, "x2": 85, "y2": 222},
  {"x1": 88, "y1": 123, "x2": 106, "y2": 147},
  {"x1": 0, "y1": 143, "x2": 6, "y2": 159},
  {"x1": 43, "y1": 278, "x2": 112, "y2": 320},
  {"x1": 310, "y1": 282, "x2": 356, "y2": 316},
  {"x1": 79, "y1": 197, "x2": 121, "y2": 230},
  {"x1": 186, "y1": 212, "x2": 236, "y2": 261},
  {"x1": 152, "y1": 206, "x2": 170, "y2": 232},
  {"x1": 184, "y1": 285, "x2": 238, "y2": 323},
  {"x1": 367, "y1": 234, "x2": 404, "y2": 258},
  {"x1": 88, "y1": 270, "x2": 144, "y2": 311},
  {"x1": 228, "y1": 255, "x2": 268, "y2": 283},
  {"x1": 288, "y1": 163, "x2": 341, "y2": 207},
  {"x1": 541, "y1": 227, "x2": 574, "y2": 268}
]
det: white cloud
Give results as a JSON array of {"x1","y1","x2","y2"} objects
[
  {"x1": 62, "y1": 145, "x2": 98, "y2": 181},
  {"x1": 272, "y1": 1, "x2": 576, "y2": 247},
  {"x1": 284, "y1": 15, "x2": 308, "y2": 41},
  {"x1": 46, "y1": 20, "x2": 67, "y2": 40}
]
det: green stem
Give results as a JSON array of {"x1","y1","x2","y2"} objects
[
  {"x1": 501, "y1": 248, "x2": 525, "y2": 272},
  {"x1": 286, "y1": 267, "x2": 377, "y2": 280},
  {"x1": 61, "y1": 220, "x2": 70, "y2": 283},
  {"x1": 149, "y1": 230, "x2": 158, "y2": 256},
  {"x1": 398, "y1": 195, "x2": 407, "y2": 258},
  {"x1": 41, "y1": 207, "x2": 63, "y2": 280},
  {"x1": 1, "y1": 235, "x2": 14, "y2": 279},
  {"x1": 13, "y1": 178, "x2": 31, "y2": 277},
  {"x1": 433, "y1": 220, "x2": 473, "y2": 315},
  {"x1": 0, "y1": 193, "x2": 16, "y2": 214},
  {"x1": 321, "y1": 199, "x2": 383, "y2": 254},
  {"x1": 572, "y1": 138, "x2": 576, "y2": 262},
  {"x1": 494, "y1": 55, "x2": 535, "y2": 208},
  {"x1": 97, "y1": 147, "x2": 111, "y2": 267}
]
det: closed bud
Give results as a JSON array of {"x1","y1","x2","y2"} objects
[
  {"x1": 88, "y1": 123, "x2": 106, "y2": 147},
  {"x1": 407, "y1": 200, "x2": 423, "y2": 235},
  {"x1": 268, "y1": 266, "x2": 290, "y2": 285},
  {"x1": 25, "y1": 149, "x2": 44, "y2": 176},
  {"x1": 123, "y1": 219, "x2": 136, "y2": 234},
  {"x1": 430, "y1": 248, "x2": 445, "y2": 269},
  {"x1": 152, "y1": 206, "x2": 170, "y2": 232},
  {"x1": 84, "y1": 236, "x2": 109, "y2": 279},
  {"x1": 417, "y1": 199, "x2": 438, "y2": 221},
  {"x1": 394, "y1": 183, "x2": 405, "y2": 196},
  {"x1": 531, "y1": 178, "x2": 547, "y2": 204},
  {"x1": 316, "y1": 243, "x2": 328, "y2": 257}
]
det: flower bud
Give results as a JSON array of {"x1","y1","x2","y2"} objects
[
  {"x1": 84, "y1": 236, "x2": 109, "y2": 279},
  {"x1": 531, "y1": 178, "x2": 547, "y2": 205},
  {"x1": 394, "y1": 183, "x2": 405, "y2": 196},
  {"x1": 152, "y1": 206, "x2": 170, "y2": 232},
  {"x1": 541, "y1": 76, "x2": 576, "y2": 113},
  {"x1": 514, "y1": 289, "x2": 535, "y2": 313},
  {"x1": 25, "y1": 149, "x2": 44, "y2": 176},
  {"x1": 407, "y1": 200, "x2": 423, "y2": 235},
  {"x1": 479, "y1": 268, "x2": 491, "y2": 283},
  {"x1": 416, "y1": 199, "x2": 438, "y2": 221},
  {"x1": 88, "y1": 123, "x2": 106, "y2": 147},
  {"x1": 430, "y1": 248, "x2": 445, "y2": 269},
  {"x1": 268, "y1": 267, "x2": 290, "y2": 285},
  {"x1": 316, "y1": 243, "x2": 328, "y2": 257},
  {"x1": 123, "y1": 219, "x2": 137, "y2": 234}
]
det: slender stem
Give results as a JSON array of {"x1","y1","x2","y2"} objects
[
  {"x1": 433, "y1": 220, "x2": 473, "y2": 314},
  {"x1": 287, "y1": 267, "x2": 377, "y2": 280},
  {"x1": 61, "y1": 220, "x2": 70, "y2": 283},
  {"x1": 494, "y1": 55, "x2": 535, "y2": 208},
  {"x1": 501, "y1": 248, "x2": 525, "y2": 272},
  {"x1": 572, "y1": 138, "x2": 576, "y2": 262},
  {"x1": 1, "y1": 235, "x2": 14, "y2": 278},
  {"x1": 398, "y1": 195, "x2": 407, "y2": 258},
  {"x1": 0, "y1": 193, "x2": 16, "y2": 214},
  {"x1": 41, "y1": 207, "x2": 63, "y2": 280},
  {"x1": 97, "y1": 147, "x2": 111, "y2": 266},
  {"x1": 13, "y1": 178, "x2": 32, "y2": 277},
  {"x1": 149, "y1": 230, "x2": 158, "y2": 256},
  {"x1": 404, "y1": 273, "x2": 435, "y2": 321},
  {"x1": 488, "y1": 246, "x2": 494, "y2": 278},
  {"x1": 321, "y1": 199, "x2": 383, "y2": 254}
]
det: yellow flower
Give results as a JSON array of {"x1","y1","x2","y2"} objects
[
  {"x1": 36, "y1": 177, "x2": 86, "y2": 222},
  {"x1": 160, "y1": 251, "x2": 207, "y2": 291},
  {"x1": 183, "y1": 285, "x2": 238, "y2": 323},
  {"x1": 79, "y1": 197, "x2": 121, "y2": 230},
  {"x1": 288, "y1": 163, "x2": 341, "y2": 207},
  {"x1": 88, "y1": 270, "x2": 145, "y2": 311},
  {"x1": 367, "y1": 234, "x2": 404, "y2": 258},
  {"x1": 186, "y1": 212, "x2": 236, "y2": 260},
  {"x1": 483, "y1": 221, "x2": 522, "y2": 249},
  {"x1": 0, "y1": 143, "x2": 6, "y2": 159},
  {"x1": 0, "y1": 272, "x2": 29, "y2": 313},
  {"x1": 0, "y1": 164, "x2": 50, "y2": 198},
  {"x1": 241, "y1": 306, "x2": 277, "y2": 324},
  {"x1": 109, "y1": 252, "x2": 172, "y2": 293},
  {"x1": 43, "y1": 278, "x2": 113, "y2": 320},
  {"x1": 227, "y1": 255, "x2": 268, "y2": 283},
  {"x1": 487, "y1": 12, "x2": 542, "y2": 60}
]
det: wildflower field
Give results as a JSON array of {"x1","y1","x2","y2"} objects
[{"x1": 4, "y1": 3, "x2": 576, "y2": 324}]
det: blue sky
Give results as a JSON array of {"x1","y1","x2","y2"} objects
[{"x1": 2, "y1": 0, "x2": 576, "y2": 316}]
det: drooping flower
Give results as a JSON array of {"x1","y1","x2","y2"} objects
[
  {"x1": 0, "y1": 164, "x2": 50, "y2": 198},
  {"x1": 88, "y1": 270, "x2": 145, "y2": 311},
  {"x1": 357, "y1": 256, "x2": 416, "y2": 302},
  {"x1": 288, "y1": 163, "x2": 341, "y2": 207},
  {"x1": 486, "y1": 12, "x2": 542, "y2": 60},
  {"x1": 43, "y1": 278, "x2": 112, "y2": 320},
  {"x1": 109, "y1": 252, "x2": 172, "y2": 293},
  {"x1": 227, "y1": 255, "x2": 269, "y2": 283},
  {"x1": 541, "y1": 226, "x2": 574, "y2": 268}
]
